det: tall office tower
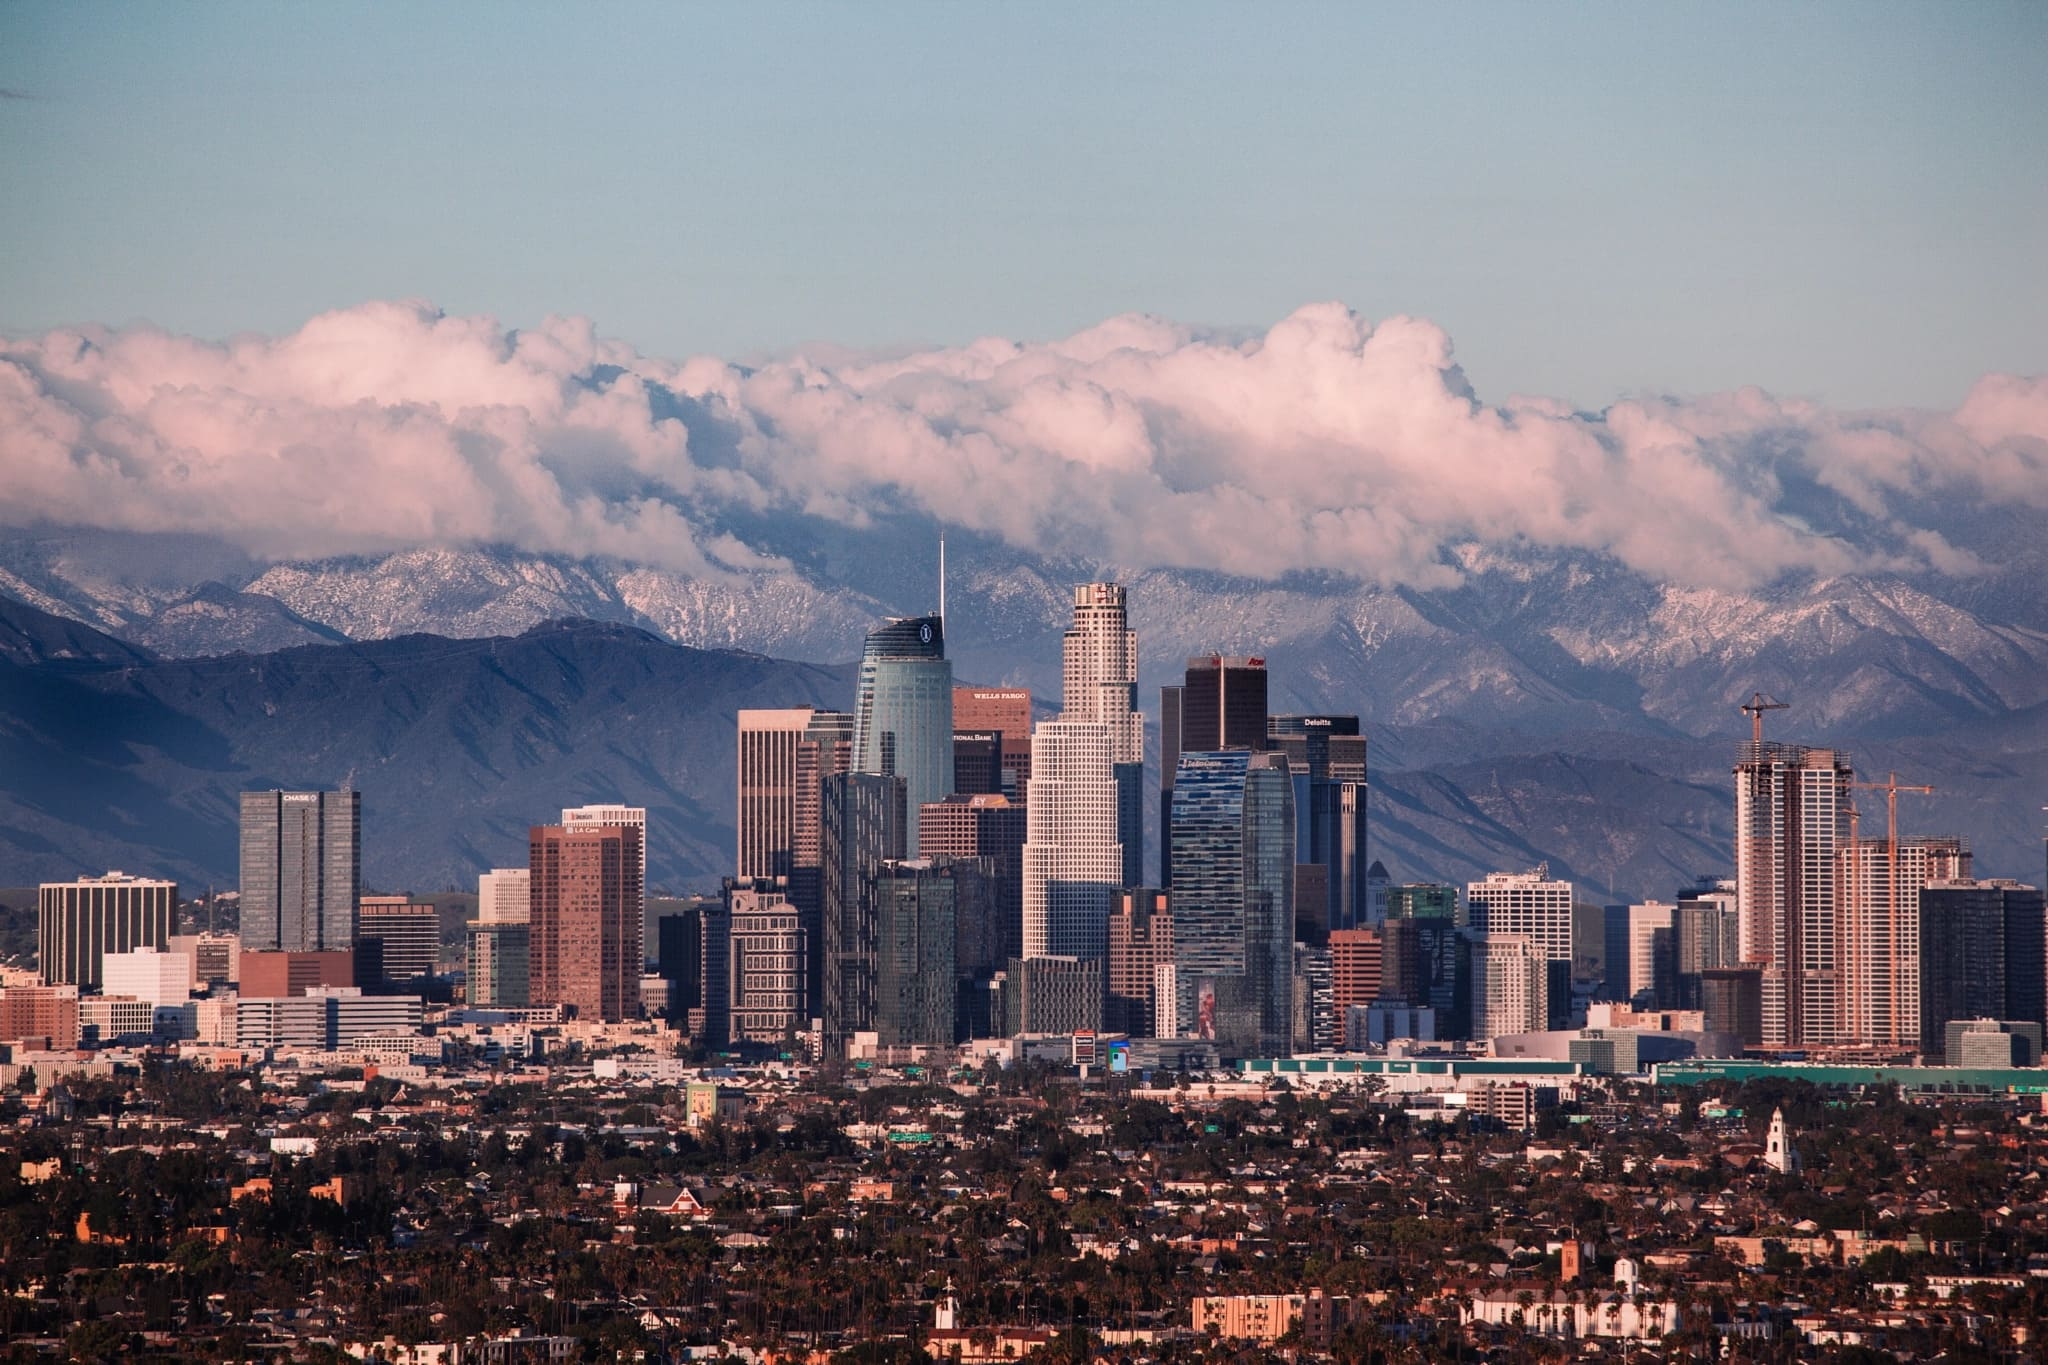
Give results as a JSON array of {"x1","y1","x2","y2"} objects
[
  {"x1": 1329, "y1": 927, "x2": 1383, "y2": 1048},
  {"x1": 852, "y1": 615, "x2": 953, "y2": 850},
  {"x1": 1571, "y1": 901, "x2": 1608, "y2": 989},
  {"x1": 1734, "y1": 740, "x2": 1852, "y2": 1047},
  {"x1": 467, "y1": 919, "x2": 531, "y2": 1007},
  {"x1": 1701, "y1": 966, "x2": 1765, "y2": 1045},
  {"x1": 919, "y1": 793, "x2": 1027, "y2": 962},
  {"x1": 791, "y1": 710, "x2": 855, "y2": 1016},
  {"x1": 358, "y1": 896, "x2": 441, "y2": 982},
  {"x1": 726, "y1": 878, "x2": 804, "y2": 1045},
  {"x1": 738, "y1": 709, "x2": 820, "y2": 879},
  {"x1": 37, "y1": 872, "x2": 177, "y2": 989},
  {"x1": 240, "y1": 789, "x2": 361, "y2": 952},
  {"x1": 656, "y1": 896, "x2": 728, "y2": 1045},
  {"x1": 1918, "y1": 878, "x2": 2045, "y2": 1060},
  {"x1": 1470, "y1": 933, "x2": 1548, "y2": 1043},
  {"x1": 1107, "y1": 888, "x2": 1174, "y2": 1035},
  {"x1": 168, "y1": 931, "x2": 239, "y2": 987},
  {"x1": 1674, "y1": 881, "x2": 1742, "y2": 1009},
  {"x1": 478, "y1": 868, "x2": 531, "y2": 925},
  {"x1": 529, "y1": 820, "x2": 643, "y2": 1022},
  {"x1": 1838, "y1": 834, "x2": 1969, "y2": 1047},
  {"x1": 952, "y1": 731, "x2": 1005, "y2": 796},
  {"x1": 1160, "y1": 655, "x2": 1268, "y2": 887},
  {"x1": 871, "y1": 860, "x2": 962, "y2": 1048},
  {"x1": 1021, "y1": 721, "x2": 1125, "y2": 961},
  {"x1": 1467, "y1": 867, "x2": 1575, "y2": 966},
  {"x1": 1378, "y1": 883, "x2": 1467, "y2": 1036},
  {"x1": 821, "y1": 771, "x2": 907, "y2": 1046},
  {"x1": 562, "y1": 802, "x2": 647, "y2": 957},
  {"x1": 1059, "y1": 583, "x2": 1147, "y2": 886},
  {"x1": 1170, "y1": 749, "x2": 1296, "y2": 1059},
  {"x1": 953, "y1": 687, "x2": 1033, "y2": 795},
  {"x1": 1268, "y1": 715, "x2": 1370, "y2": 943},
  {"x1": 1623, "y1": 901, "x2": 1676, "y2": 1008}
]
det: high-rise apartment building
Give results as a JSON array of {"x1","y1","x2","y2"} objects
[
  {"x1": 852, "y1": 616, "x2": 952, "y2": 850},
  {"x1": 919, "y1": 793, "x2": 1026, "y2": 963},
  {"x1": 1170, "y1": 749, "x2": 1295, "y2": 1059},
  {"x1": 821, "y1": 771, "x2": 907, "y2": 1045},
  {"x1": 953, "y1": 687, "x2": 1032, "y2": 795},
  {"x1": 1160, "y1": 655, "x2": 1268, "y2": 887},
  {"x1": 1918, "y1": 878, "x2": 2045, "y2": 1061},
  {"x1": 529, "y1": 819, "x2": 643, "y2": 1022},
  {"x1": 1624, "y1": 901, "x2": 1676, "y2": 1009},
  {"x1": 727, "y1": 879, "x2": 805, "y2": 1045},
  {"x1": 240, "y1": 789, "x2": 360, "y2": 952},
  {"x1": 466, "y1": 920, "x2": 531, "y2": 1007},
  {"x1": 38, "y1": 872, "x2": 177, "y2": 989},
  {"x1": 1471, "y1": 933, "x2": 1548, "y2": 1043},
  {"x1": 1838, "y1": 835, "x2": 1970, "y2": 1047},
  {"x1": 1673, "y1": 881, "x2": 1741, "y2": 1010},
  {"x1": 1268, "y1": 715, "x2": 1369, "y2": 943},
  {"x1": 359, "y1": 896, "x2": 441, "y2": 982},
  {"x1": 1734, "y1": 741, "x2": 1851, "y2": 1047},
  {"x1": 1001, "y1": 955, "x2": 1103, "y2": 1035},
  {"x1": 873, "y1": 861, "x2": 961, "y2": 1048},
  {"x1": 1467, "y1": 867, "x2": 1575, "y2": 966},
  {"x1": 1107, "y1": 888, "x2": 1174, "y2": 1036}
]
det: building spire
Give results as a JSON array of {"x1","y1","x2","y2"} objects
[{"x1": 938, "y1": 533, "x2": 946, "y2": 631}]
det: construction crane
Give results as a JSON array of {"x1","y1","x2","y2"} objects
[
  {"x1": 1847, "y1": 771, "x2": 1935, "y2": 1048},
  {"x1": 1740, "y1": 692, "x2": 1789, "y2": 747}
]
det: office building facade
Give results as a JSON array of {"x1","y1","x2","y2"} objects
[
  {"x1": 1268, "y1": 714, "x2": 1369, "y2": 943},
  {"x1": 728, "y1": 879, "x2": 805, "y2": 1045},
  {"x1": 1734, "y1": 741, "x2": 1852, "y2": 1047},
  {"x1": 1161, "y1": 654, "x2": 1268, "y2": 887},
  {"x1": 873, "y1": 861, "x2": 961, "y2": 1048},
  {"x1": 1467, "y1": 867, "x2": 1575, "y2": 966},
  {"x1": 466, "y1": 920, "x2": 531, "y2": 1008},
  {"x1": 1919, "y1": 878, "x2": 2046, "y2": 1061},
  {"x1": 821, "y1": 771, "x2": 907, "y2": 1045},
  {"x1": 478, "y1": 868, "x2": 531, "y2": 925},
  {"x1": 1021, "y1": 720, "x2": 1126, "y2": 961},
  {"x1": 953, "y1": 687, "x2": 1032, "y2": 795},
  {"x1": 38, "y1": 872, "x2": 177, "y2": 989},
  {"x1": 1107, "y1": 888, "x2": 1174, "y2": 1036},
  {"x1": 1838, "y1": 835, "x2": 1970, "y2": 1047},
  {"x1": 1170, "y1": 749, "x2": 1295, "y2": 1059},
  {"x1": 851, "y1": 616, "x2": 952, "y2": 850},
  {"x1": 1471, "y1": 933, "x2": 1548, "y2": 1043},
  {"x1": 530, "y1": 820, "x2": 643, "y2": 1022},
  {"x1": 359, "y1": 895, "x2": 441, "y2": 982},
  {"x1": 919, "y1": 792, "x2": 1027, "y2": 963},
  {"x1": 240, "y1": 789, "x2": 360, "y2": 953}
]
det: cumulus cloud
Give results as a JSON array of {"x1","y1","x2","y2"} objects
[{"x1": 1, "y1": 299, "x2": 2040, "y2": 590}]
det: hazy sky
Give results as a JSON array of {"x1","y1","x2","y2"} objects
[{"x1": 3, "y1": 3, "x2": 2043, "y2": 408}]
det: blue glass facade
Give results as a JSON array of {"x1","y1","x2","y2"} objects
[
  {"x1": 852, "y1": 616, "x2": 953, "y2": 850},
  {"x1": 1169, "y1": 750, "x2": 1295, "y2": 1058}
]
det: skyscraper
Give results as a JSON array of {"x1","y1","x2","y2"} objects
[
  {"x1": 1268, "y1": 715, "x2": 1370, "y2": 942},
  {"x1": 873, "y1": 860, "x2": 963, "y2": 1048},
  {"x1": 1170, "y1": 749, "x2": 1295, "y2": 1059},
  {"x1": 656, "y1": 896, "x2": 728, "y2": 1045},
  {"x1": 1734, "y1": 741, "x2": 1851, "y2": 1047},
  {"x1": 1467, "y1": 867, "x2": 1575, "y2": 966},
  {"x1": 918, "y1": 793, "x2": 1026, "y2": 964},
  {"x1": 727, "y1": 879, "x2": 804, "y2": 1045},
  {"x1": 1021, "y1": 720, "x2": 1125, "y2": 961},
  {"x1": 240, "y1": 789, "x2": 360, "y2": 952},
  {"x1": 1162, "y1": 654, "x2": 1267, "y2": 886},
  {"x1": 821, "y1": 771, "x2": 907, "y2": 1045},
  {"x1": 737, "y1": 709, "x2": 818, "y2": 880},
  {"x1": 38, "y1": 872, "x2": 177, "y2": 990},
  {"x1": 1917, "y1": 877, "x2": 2044, "y2": 1061},
  {"x1": 562, "y1": 803, "x2": 647, "y2": 975},
  {"x1": 529, "y1": 819, "x2": 643, "y2": 1022},
  {"x1": 1470, "y1": 933, "x2": 1548, "y2": 1043},
  {"x1": 1107, "y1": 888, "x2": 1174, "y2": 1036},
  {"x1": 1624, "y1": 901, "x2": 1676, "y2": 1009},
  {"x1": 1329, "y1": 927, "x2": 1383, "y2": 1048},
  {"x1": 1060, "y1": 583, "x2": 1146, "y2": 887},
  {"x1": 1838, "y1": 835, "x2": 1969, "y2": 1046},
  {"x1": 791, "y1": 710, "x2": 855, "y2": 1017},
  {"x1": 952, "y1": 687, "x2": 1032, "y2": 796},
  {"x1": 359, "y1": 895, "x2": 440, "y2": 982},
  {"x1": 852, "y1": 616, "x2": 953, "y2": 849}
]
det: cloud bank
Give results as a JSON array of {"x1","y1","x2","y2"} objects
[{"x1": 3, "y1": 300, "x2": 2042, "y2": 590}]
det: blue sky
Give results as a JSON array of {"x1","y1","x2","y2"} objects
[{"x1": 3, "y1": 2, "x2": 2043, "y2": 408}]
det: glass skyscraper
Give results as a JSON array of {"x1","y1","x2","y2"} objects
[
  {"x1": 1169, "y1": 749, "x2": 1295, "y2": 1058},
  {"x1": 852, "y1": 616, "x2": 952, "y2": 850},
  {"x1": 239, "y1": 789, "x2": 360, "y2": 953},
  {"x1": 1268, "y1": 714, "x2": 1369, "y2": 943}
]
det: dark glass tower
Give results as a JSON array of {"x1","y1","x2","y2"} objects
[
  {"x1": 1169, "y1": 749, "x2": 1294, "y2": 1057},
  {"x1": 1268, "y1": 714, "x2": 1369, "y2": 943},
  {"x1": 1160, "y1": 656, "x2": 1269, "y2": 889},
  {"x1": 821, "y1": 771, "x2": 907, "y2": 1047},
  {"x1": 239, "y1": 789, "x2": 361, "y2": 952},
  {"x1": 851, "y1": 616, "x2": 952, "y2": 850}
]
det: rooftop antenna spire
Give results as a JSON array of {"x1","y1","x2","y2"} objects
[{"x1": 938, "y1": 533, "x2": 947, "y2": 632}]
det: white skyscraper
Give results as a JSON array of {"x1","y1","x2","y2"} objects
[
  {"x1": 478, "y1": 868, "x2": 531, "y2": 924},
  {"x1": 1020, "y1": 583, "x2": 1147, "y2": 963},
  {"x1": 1625, "y1": 900, "x2": 1676, "y2": 1006},
  {"x1": 1735, "y1": 742, "x2": 1851, "y2": 1047},
  {"x1": 1467, "y1": 866, "x2": 1575, "y2": 965},
  {"x1": 1471, "y1": 932, "x2": 1548, "y2": 1043},
  {"x1": 1021, "y1": 721, "x2": 1125, "y2": 960}
]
